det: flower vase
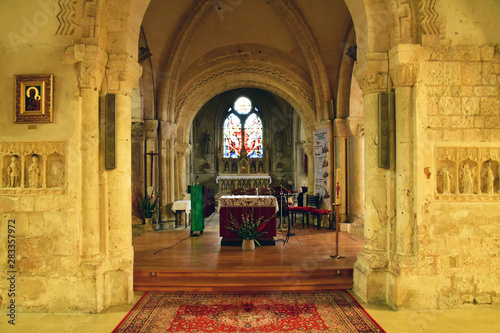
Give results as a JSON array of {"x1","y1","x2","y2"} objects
[
  {"x1": 145, "y1": 217, "x2": 152, "y2": 225},
  {"x1": 242, "y1": 239, "x2": 255, "y2": 251}
]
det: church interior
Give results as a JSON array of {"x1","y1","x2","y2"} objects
[{"x1": 1, "y1": 0, "x2": 499, "y2": 331}]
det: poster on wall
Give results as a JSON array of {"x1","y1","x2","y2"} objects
[{"x1": 313, "y1": 127, "x2": 329, "y2": 196}]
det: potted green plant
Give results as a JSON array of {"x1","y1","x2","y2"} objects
[
  {"x1": 225, "y1": 207, "x2": 276, "y2": 250},
  {"x1": 139, "y1": 190, "x2": 158, "y2": 225}
]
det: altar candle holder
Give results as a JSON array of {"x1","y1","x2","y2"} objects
[{"x1": 331, "y1": 168, "x2": 345, "y2": 259}]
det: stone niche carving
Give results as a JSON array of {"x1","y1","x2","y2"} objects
[
  {"x1": 435, "y1": 147, "x2": 500, "y2": 201},
  {"x1": 25, "y1": 154, "x2": 42, "y2": 188},
  {"x1": 3, "y1": 155, "x2": 21, "y2": 188},
  {"x1": 46, "y1": 153, "x2": 65, "y2": 188},
  {"x1": 0, "y1": 142, "x2": 66, "y2": 194}
]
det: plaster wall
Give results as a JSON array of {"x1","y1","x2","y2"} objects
[{"x1": 440, "y1": 0, "x2": 500, "y2": 46}]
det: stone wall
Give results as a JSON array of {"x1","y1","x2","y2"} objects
[{"x1": 398, "y1": 45, "x2": 500, "y2": 309}]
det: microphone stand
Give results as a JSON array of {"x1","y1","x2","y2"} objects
[{"x1": 278, "y1": 176, "x2": 285, "y2": 232}]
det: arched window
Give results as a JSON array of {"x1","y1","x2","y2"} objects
[{"x1": 223, "y1": 96, "x2": 263, "y2": 158}]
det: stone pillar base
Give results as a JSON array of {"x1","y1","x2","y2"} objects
[
  {"x1": 160, "y1": 221, "x2": 176, "y2": 230},
  {"x1": 339, "y1": 222, "x2": 351, "y2": 233},
  {"x1": 353, "y1": 251, "x2": 389, "y2": 305},
  {"x1": 104, "y1": 247, "x2": 134, "y2": 308}
]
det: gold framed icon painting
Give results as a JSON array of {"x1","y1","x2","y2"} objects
[{"x1": 15, "y1": 74, "x2": 53, "y2": 123}]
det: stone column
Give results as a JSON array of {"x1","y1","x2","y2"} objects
[
  {"x1": 334, "y1": 119, "x2": 348, "y2": 221},
  {"x1": 303, "y1": 142, "x2": 315, "y2": 193},
  {"x1": 294, "y1": 141, "x2": 307, "y2": 189},
  {"x1": 347, "y1": 117, "x2": 365, "y2": 238},
  {"x1": 352, "y1": 53, "x2": 391, "y2": 303},
  {"x1": 144, "y1": 119, "x2": 158, "y2": 188},
  {"x1": 131, "y1": 122, "x2": 144, "y2": 225},
  {"x1": 104, "y1": 54, "x2": 142, "y2": 306},
  {"x1": 389, "y1": 45, "x2": 420, "y2": 260},
  {"x1": 175, "y1": 143, "x2": 190, "y2": 200},
  {"x1": 159, "y1": 121, "x2": 177, "y2": 223},
  {"x1": 65, "y1": 45, "x2": 107, "y2": 260}
]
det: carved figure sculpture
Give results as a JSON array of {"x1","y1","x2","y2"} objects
[
  {"x1": 48, "y1": 158, "x2": 65, "y2": 187},
  {"x1": 7, "y1": 156, "x2": 21, "y2": 188},
  {"x1": 28, "y1": 155, "x2": 41, "y2": 188},
  {"x1": 203, "y1": 131, "x2": 212, "y2": 154},
  {"x1": 439, "y1": 164, "x2": 451, "y2": 194},
  {"x1": 275, "y1": 131, "x2": 283, "y2": 153},
  {"x1": 461, "y1": 163, "x2": 473, "y2": 194},
  {"x1": 484, "y1": 163, "x2": 495, "y2": 194}
]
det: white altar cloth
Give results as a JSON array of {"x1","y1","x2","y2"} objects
[{"x1": 171, "y1": 200, "x2": 191, "y2": 214}]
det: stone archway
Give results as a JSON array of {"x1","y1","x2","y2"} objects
[
  {"x1": 171, "y1": 58, "x2": 319, "y2": 199},
  {"x1": 95, "y1": 0, "x2": 403, "y2": 310}
]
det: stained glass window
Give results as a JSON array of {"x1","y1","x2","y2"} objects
[
  {"x1": 244, "y1": 113, "x2": 263, "y2": 158},
  {"x1": 234, "y1": 97, "x2": 252, "y2": 115},
  {"x1": 223, "y1": 113, "x2": 242, "y2": 158},
  {"x1": 223, "y1": 96, "x2": 263, "y2": 159}
]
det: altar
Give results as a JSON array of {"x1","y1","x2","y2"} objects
[
  {"x1": 219, "y1": 195, "x2": 278, "y2": 246},
  {"x1": 216, "y1": 175, "x2": 272, "y2": 194}
]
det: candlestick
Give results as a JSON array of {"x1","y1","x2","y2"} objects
[{"x1": 335, "y1": 168, "x2": 341, "y2": 205}]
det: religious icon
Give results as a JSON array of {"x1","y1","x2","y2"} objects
[
  {"x1": 15, "y1": 74, "x2": 53, "y2": 123},
  {"x1": 26, "y1": 86, "x2": 42, "y2": 111}
]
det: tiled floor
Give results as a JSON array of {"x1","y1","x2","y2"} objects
[
  {"x1": 351, "y1": 294, "x2": 500, "y2": 333},
  {"x1": 1, "y1": 291, "x2": 499, "y2": 332}
]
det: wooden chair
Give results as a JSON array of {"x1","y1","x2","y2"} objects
[
  {"x1": 307, "y1": 195, "x2": 331, "y2": 230},
  {"x1": 287, "y1": 195, "x2": 313, "y2": 228}
]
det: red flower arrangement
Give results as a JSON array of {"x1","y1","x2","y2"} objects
[
  {"x1": 225, "y1": 207, "x2": 277, "y2": 248},
  {"x1": 139, "y1": 191, "x2": 159, "y2": 219}
]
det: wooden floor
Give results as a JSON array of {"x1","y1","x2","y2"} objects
[{"x1": 133, "y1": 213, "x2": 364, "y2": 292}]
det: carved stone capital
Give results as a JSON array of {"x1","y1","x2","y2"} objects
[
  {"x1": 334, "y1": 119, "x2": 348, "y2": 138},
  {"x1": 144, "y1": 120, "x2": 158, "y2": 140},
  {"x1": 303, "y1": 143, "x2": 314, "y2": 156},
  {"x1": 347, "y1": 117, "x2": 365, "y2": 137},
  {"x1": 175, "y1": 143, "x2": 191, "y2": 158},
  {"x1": 131, "y1": 122, "x2": 144, "y2": 141},
  {"x1": 105, "y1": 54, "x2": 143, "y2": 95},
  {"x1": 389, "y1": 45, "x2": 421, "y2": 88},
  {"x1": 390, "y1": 63, "x2": 418, "y2": 88},
  {"x1": 160, "y1": 121, "x2": 177, "y2": 141},
  {"x1": 65, "y1": 44, "x2": 108, "y2": 90},
  {"x1": 354, "y1": 53, "x2": 388, "y2": 95}
]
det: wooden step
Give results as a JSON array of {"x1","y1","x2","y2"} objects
[{"x1": 133, "y1": 268, "x2": 353, "y2": 292}]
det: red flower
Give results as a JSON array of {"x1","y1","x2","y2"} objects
[{"x1": 257, "y1": 221, "x2": 269, "y2": 232}]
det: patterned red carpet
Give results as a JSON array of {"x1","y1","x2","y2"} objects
[{"x1": 113, "y1": 291, "x2": 385, "y2": 333}]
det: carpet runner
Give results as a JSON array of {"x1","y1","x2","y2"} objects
[{"x1": 113, "y1": 291, "x2": 385, "y2": 333}]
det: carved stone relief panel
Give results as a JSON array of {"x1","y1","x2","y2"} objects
[
  {"x1": 25, "y1": 154, "x2": 43, "y2": 188},
  {"x1": 435, "y1": 147, "x2": 500, "y2": 201},
  {"x1": 0, "y1": 142, "x2": 66, "y2": 195},
  {"x1": 46, "y1": 153, "x2": 66, "y2": 188}
]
